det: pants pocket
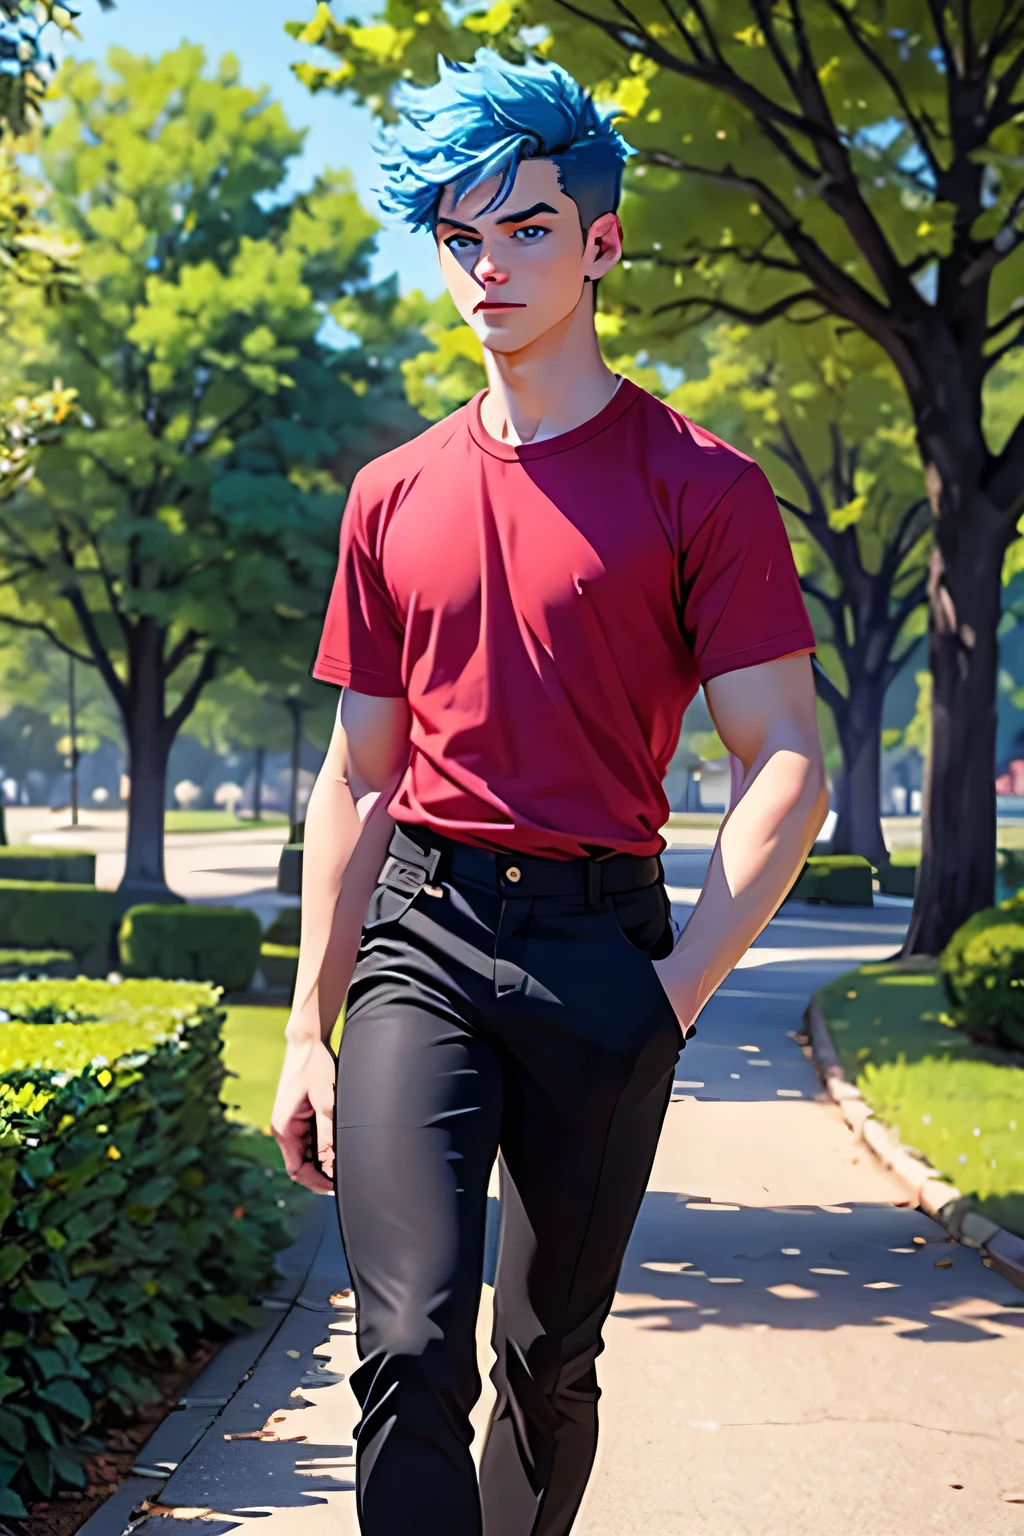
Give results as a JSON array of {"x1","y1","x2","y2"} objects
[{"x1": 607, "y1": 882, "x2": 674, "y2": 961}]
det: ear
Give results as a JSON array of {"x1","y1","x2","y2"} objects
[{"x1": 584, "y1": 212, "x2": 623, "y2": 280}]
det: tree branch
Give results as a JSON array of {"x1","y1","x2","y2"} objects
[
  {"x1": 811, "y1": 655, "x2": 847, "y2": 716},
  {"x1": 165, "y1": 646, "x2": 219, "y2": 736},
  {"x1": 165, "y1": 628, "x2": 201, "y2": 676},
  {"x1": 649, "y1": 289, "x2": 826, "y2": 325},
  {"x1": 0, "y1": 612, "x2": 94, "y2": 666},
  {"x1": 817, "y1": 0, "x2": 942, "y2": 181}
]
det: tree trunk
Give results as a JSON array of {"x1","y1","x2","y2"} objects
[
  {"x1": 830, "y1": 671, "x2": 888, "y2": 867},
  {"x1": 120, "y1": 621, "x2": 178, "y2": 905},
  {"x1": 903, "y1": 523, "x2": 1004, "y2": 956},
  {"x1": 253, "y1": 744, "x2": 265, "y2": 823}
]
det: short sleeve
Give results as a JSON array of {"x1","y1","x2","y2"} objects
[
  {"x1": 312, "y1": 477, "x2": 406, "y2": 696},
  {"x1": 680, "y1": 463, "x2": 815, "y2": 683}
]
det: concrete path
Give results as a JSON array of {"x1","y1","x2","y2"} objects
[{"x1": 118, "y1": 876, "x2": 1024, "y2": 1536}]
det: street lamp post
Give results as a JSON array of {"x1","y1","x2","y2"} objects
[{"x1": 68, "y1": 655, "x2": 79, "y2": 828}]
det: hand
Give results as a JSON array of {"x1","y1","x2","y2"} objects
[
  {"x1": 652, "y1": 953, "x2": 702, "y2": 1041},
  {"x1": 270, "y1": 1035, "x2": 338, "y2": 1194}
]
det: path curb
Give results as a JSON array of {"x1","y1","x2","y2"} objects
[{"x1": 804, "y1": 995, "x2": 1024, "y2": 1294}]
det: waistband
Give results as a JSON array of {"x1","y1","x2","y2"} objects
[{"x1": 383, "y1": 823, "x2": 663, "y2": 905}]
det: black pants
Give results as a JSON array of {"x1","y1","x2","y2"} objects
[{"x1": 336, "y1": 824, "x2": 683, "y2": 1536}]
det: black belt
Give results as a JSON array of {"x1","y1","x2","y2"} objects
[{"x1": 383, "y1": 823, "x2": 663, "y2": 906}]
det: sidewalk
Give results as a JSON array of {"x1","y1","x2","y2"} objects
[{"x1": 109, "y1": 890, "x2": 1024, "y2": 1536}]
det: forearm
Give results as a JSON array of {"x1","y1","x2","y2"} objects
[
  {"x1": 658, "y1": 742, "x2": 828, "y2": 1026},
  {"x1": 287, "y1": 770, "x2": 395, "y2": 1044}
]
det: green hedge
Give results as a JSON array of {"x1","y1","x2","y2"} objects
[
  {"x1": 263, "y1": 907, "x2": 300, "y2": 948},
  {"x1": 940, "y1": 895, "x2": 1024, "y2": 1050},
  {"x1": 260, "y1": 943, "x2": 298, "y2": 993},
  {"x1": 0, "y1": 849, "x2": 96, "y2": 885},
  {"x1": 786, "y1": 855, "x2": 874, "y2": 907},
  {"x1": 0, "y1": 950, "x2": 75, "y2": 980},
  {"x1": 0, "y1": 979, "x2": 293, "y2": 1515},
  {"x1": 119, "y1": 906, "x2": 262, "y2": 993},
  {"x1": 277, "y1": 844, "x2": 302, "y2": 897},
  {"x1": 0, "y1": 884, "x2": 119, "y2": 975}
]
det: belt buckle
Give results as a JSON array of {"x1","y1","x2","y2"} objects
[{"x1": 381, "y1": 856, "x2": 427, "y2": 895}]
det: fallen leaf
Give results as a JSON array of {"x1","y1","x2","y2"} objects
[
  {"x1": 766, "y1": 1284, "x2": 819, "y2": 1300},
  {"x1": 912, "y1": 1236, "x2": 928, "y2": 1246},
  {"x1": 141, "y1": 1504, "x2": 212, "y2": 1520},
  {"x1": 935, "y1": 1259, "x2": 953, "y2": 1269},
  {"x1": 286, "y1": 1349, "x2": 301, "y2": 1358}
]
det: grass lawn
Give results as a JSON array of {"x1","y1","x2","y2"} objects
[
  {"x1": 221, "y1": 1003, "x2": 343, "y2": 1141},
  {"x1": 817, "y1": 962, "x2": 1024, "y2": 1238},
  {"x1": 165, "y1": 810, "x2": 288, "y2": 834},
  {"x1": 664, "y1": 811, "x2": 724, "y2": 829}
]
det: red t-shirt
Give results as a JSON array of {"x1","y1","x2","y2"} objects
[{"x1": 313, "y1": 379, "x2": 814, "y2": 859}]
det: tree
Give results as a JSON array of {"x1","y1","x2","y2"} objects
[
  {"x1": 667, "y1": 321, "x2": 930, "y2": 864},
  {"x1": 291, "y1": 0, "x2": 1024, "y2": 953},
  {"x1": 0, "y1": 44, "x2": 415, "y2": 899}
]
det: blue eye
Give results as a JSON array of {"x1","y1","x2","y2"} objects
[
  {"x1": 445, "y1": 234, "x2": 478, "y2": 253},
  {"x1": 513, "y1": 225, "x2": 549, "y2": 241}
]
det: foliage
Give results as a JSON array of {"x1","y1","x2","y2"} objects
[
  {"x1": 0, "y1": 979, "x2": 293, "y2": 1513},
  {"x1": 940, "y1": 897, "x2": 1024, "y2": 1049},
  {"x1": 788, "y1": 854, "x2": 874, "y2": 907},
  {"x1": 0, "y1": 881, "x2": 118, "y2": 972},
  {"x1": 0, "y1": 44, "x2": 420, "y2": 890},
  {"x1": 263, "y1": 906, "x2": 301, "y2": 949},
  {"x1": 119, "y1": 905, "x2": 262, "y2": 992},
  {"x1": 0, "y1": 948, "x2": 74, "y2": 978},
  {"x1": 259, "y1": 942, "x2": 299, "y2": 993},
  {"x1": 0, "y1": 847, "x2": 95, "y2": 883},
  {"x1": 291, "y1": 0, "x2": 1024, "y2": 952},
  {"x1": 818, "y1": 963, "x2": 1024, "y2": 1238}
]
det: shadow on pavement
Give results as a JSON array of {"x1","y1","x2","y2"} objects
[{"x1": 614, "y1": 1194, "x2": 1024, "y2": 1343}]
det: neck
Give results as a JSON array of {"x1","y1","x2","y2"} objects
[{"x1": 478, "y1": 287, "x2": 618, "y2": 446}]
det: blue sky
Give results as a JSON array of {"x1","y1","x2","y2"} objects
[{"x1": 60, "y1": 0, "x2": 446, "y2": 297}]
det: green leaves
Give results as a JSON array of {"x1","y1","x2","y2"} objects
[{"x1": 0, "y1": 982, "x2": 297, "y2": 1505}]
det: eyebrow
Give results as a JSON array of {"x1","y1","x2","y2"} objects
[{"x1": 435, "y1": 201, "x2": 560, "y2": 234}]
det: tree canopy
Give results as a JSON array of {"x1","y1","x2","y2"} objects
[
  {"x1": 0, "y1": 43, "x2": 417, "y2": 893},
  {"x1": 290, "y1": 0, "x2": 1024, "y2": 950}
]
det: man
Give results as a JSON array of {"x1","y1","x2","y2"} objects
[{"x1": 271, "y1": 48, "x2": 827, "y2": 1536}]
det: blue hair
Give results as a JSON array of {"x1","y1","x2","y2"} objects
[{"x1": 375, "y1": 48, "x2": 633, "y2": 234}]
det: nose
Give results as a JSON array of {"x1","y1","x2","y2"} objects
[{"x1": 473, "y1": 249, "x2": 509, "y2": 288}]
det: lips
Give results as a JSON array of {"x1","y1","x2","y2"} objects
[{"x1": 474, "y1": 300, "x2": 526, "y2": 312}]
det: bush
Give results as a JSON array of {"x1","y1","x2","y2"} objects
[
  {"x1": 260, "y1": 943, "x2": 298, "y2": 993},
  {"x1": 940, "y1": 897, "x2": 1024, "y2": 1049},
  {"x1": 277, "y1": 844, "x2": 302, "y2": 897},
  {"x1": 0, "y1": 848, "x2": 96, "y2": 885},
  {"x1": 0, "y1": 979, "x2": 294, "y2": 1515},
  {"x1": 0, "y1": 883, "x2": 119, "y2": 975},
  {"x1": 263, "y1": 907, "x2": 300, "y2": 948},
  {"x1": 786, "y1": 855, "x2": 874, "y2": 907},
  {"x1": 119, "y1": 906, "x2": 262, "y2": 992},
  {"x1": 0, "y1": 949, "x2": 75, "y2": 979}
]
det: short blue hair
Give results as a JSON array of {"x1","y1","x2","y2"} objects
[{"x1": 375, "y1": 48, "x2": 633, "y2": 234}]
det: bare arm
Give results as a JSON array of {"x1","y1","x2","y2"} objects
[
  {"x1": 654, "y1": 653, "x2": 828, "y2": 1030},
  {"x1": 271, "y1": 689, "x2": 409, "y2": 1189}
]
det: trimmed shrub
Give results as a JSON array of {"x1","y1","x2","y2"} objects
[
  {"x1": 277, "y1": 844, "x2": 302, "y2": 897},
  {"x1": 263, "y1": 907, "x2": 300, "y2": 948},
  {"x1": 260, "y1": 942, "x2": 298, "y2": 993},
  {"x1": 0, "y1": 949, "x2": 75, "y2": 979},
  {"x1": 786, "y1": 855, "x2": 874, "y2": 907},
  {"x1": 0, "y1": 979, "x2": 294, "y2": 1514},
  {"x1": 941, "y1": 900, "x2": 1024, "y2": 1050},
  {"x1": 0, "y1": 883, "x2": 119, "y2": 975},
  {"x1": 0, "y1": 848, "x2": 96, "y2": 885},
  {"x1": 119, "y1": 905, "x2": 261, "y2": 992}
]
